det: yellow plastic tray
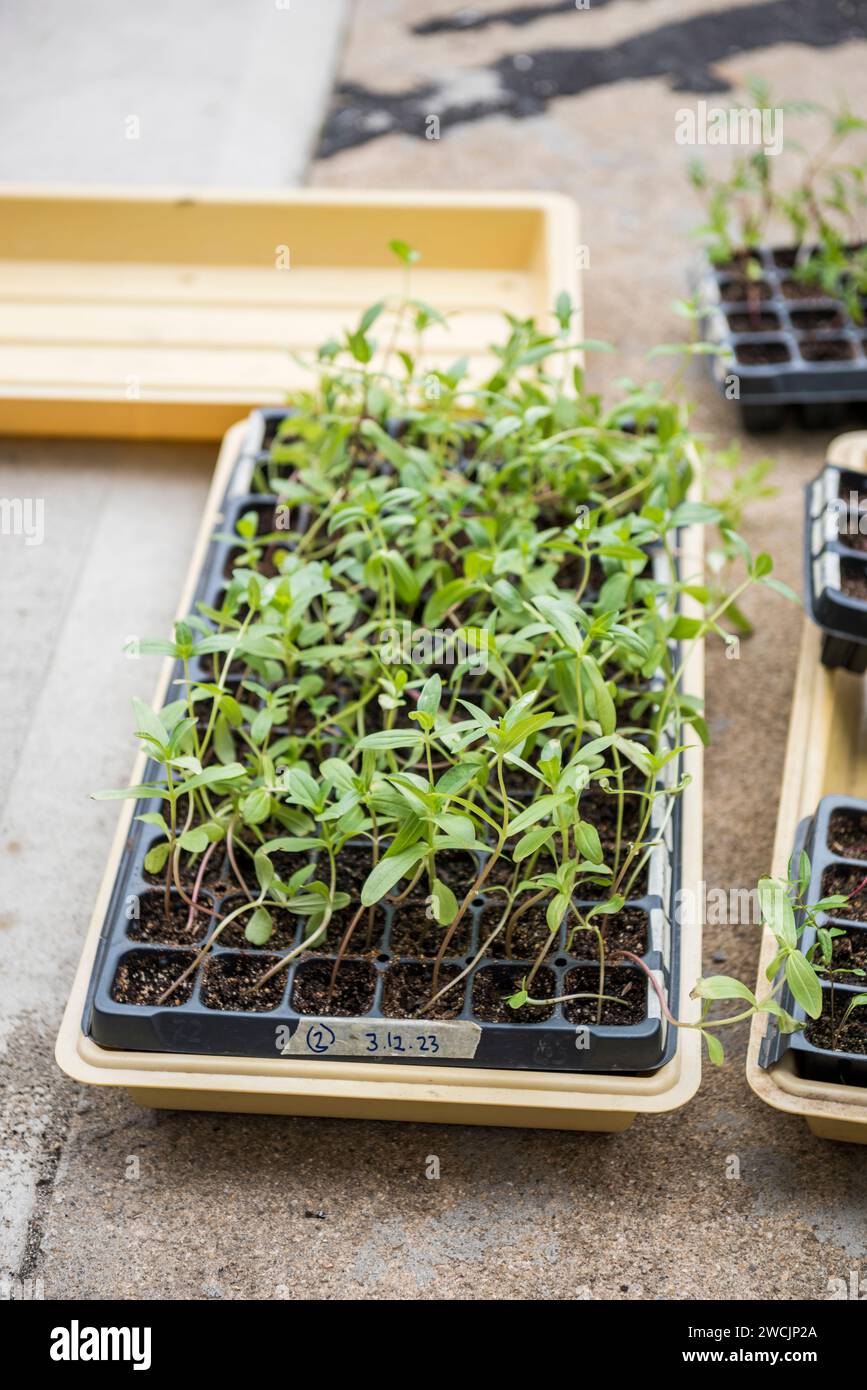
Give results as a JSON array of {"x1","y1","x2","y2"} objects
[
  {"x1": 746, "y1": 431, "x2": 867, "y2": 1144},
  {"x1": 0, "y1": 185, "x2": 580, "y2": 442},
  {"x1": 55, "y1": 421, "x2": 705, "y2": 1129}
]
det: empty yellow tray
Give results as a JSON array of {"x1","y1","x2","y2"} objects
[{"x1": 0, "y1": 185, "x2": 580, "y2": 442}]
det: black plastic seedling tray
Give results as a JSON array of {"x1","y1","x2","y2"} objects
[
  {"x1": 696, "y1": 248, "x2": 867, "y2": 432},
  {"x1": 83, "y1": 408, "x2": 686, "y2": 1075},
  {"x1": 760, "y1": 796, "x2": 867, "y2": 1085},
  {"x1": 804, "y1": 462, "x2": 867, "y2": 672}
]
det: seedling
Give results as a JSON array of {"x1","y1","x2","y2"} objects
[{"x1": 92, "y1": 245, "x2": 792, "y2": 1045}]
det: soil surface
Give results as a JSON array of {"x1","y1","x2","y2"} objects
[
  {"x1": 325, "y1": 904, "x2": 387, "y2": 955},
  {"x1": 111, "y1": 950, "x2": 196, "y2": 1007},
  {"x1": 217, "y1": 899, "x2": 300, "y2": 950},
  {"x1": 292, "y1": 957, "x2": 377, "y2": 1016},
  {"x1": 126, "y1": 892, "x2": 213, "y2": 945},
  {"x1": 142, "y1": 842, "x2": 231, "y2": 894},
  {"x1": 790, "y1": 307, "x2": 846, "y2": 332},
  {"x1": 834, "y1": 513, "x2": 867, "y2": 553},
  {"x1": 381, "y1": 961, "x2": 464, "y2": 1020},
  {"x1": 472, "y1": 964, "x2": 555, "y2": 1023},
  {"x1": 807, "y1": 1005, "x2": 867, "y2": 1056},
  {"x1": 781, "y1": 278, "x2": 825, "y2": 300},
  {"x1": 841, "y1": 564, "x2": 867, "y2": 601},
  {"x1": 567, "y1": 906, "x2": 649, "y2": 958},
  {"x1": 720, "y1": 278, "x2": 772, "y2": 303},
  {"x1": 821, "y1": 864, "x2": 867, "y2": 920},
  {"x1": 799, "y1": 339, "x2": 855, "y2": 362},
  {"x1": 734, "y1": 341, "x2": 791, "y2": 366},
  {"x1": 824, "y1": 925, "x2": 867, "y2": 975},
  {"x1": 727, "y1": 311, "x2": 781, "y2": 334},
  {"x1": 827, "y1": 809, "x2": 867, "y2": 859},
  {"x1": 200, "y1": 954, "x2": 285, "y2": 1011},
  {"x1": 482, "y1": 900, "x2": 557, "y2": 960},
  {"x1": 388, "y1": 900, "x2": 471, "y2": 957},
  {"x1": 563, "y1": 965, "x2": 647, "y2": 1026}
]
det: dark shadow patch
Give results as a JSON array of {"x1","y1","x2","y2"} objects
[
  {"x1": 413, "y1": 1, "x2": 618, "y2": 35},
  {"x1": 318, "y1": 0, "x2": 867, "y2": 158}
]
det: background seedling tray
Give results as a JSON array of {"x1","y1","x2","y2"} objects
[
  {"x1": 697, "y1": 249, "x2": 867, "y2": 432},
  {"x1": 0, "y1": 185, "x2": 579, "y2": 442},
  {"x1": 747, "y1": 429, "x2": 867, "y2": 1143},
  {"x1": 84, "y1": 409, "x2": 682, "y2": 1074},
  {"x1": 760, "y1": 800, "x2": 867, "y2": 1084},
  {"x1": 804, "y1": 461, "x2": 867, "y2": 672}
]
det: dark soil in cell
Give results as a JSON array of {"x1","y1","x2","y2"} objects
[
  {"x1": 291, "y1": 957, "x2": 377, "y2": 1016},
  {"x1": 781, "y1": 278, "x2": 825, "y2": 300},
  {"x1": 483, "y1": 900, "x2": 557, "y2": 961},
  {"x1": 827, "y1": 810, "x2": 867, "y2": 859},
  {"x1": 726, "y1": 311, "x2": 780, "y2": 333},
  {"x1": 388, "y1": 900, "x2": 471, "y2": 957},
  {"x1": 432, "y1": 848, "x2": 479, "y2": 895},
  {"x1": 823, "y1": 925, "x2": 867, "y2": 975},
  {"x1": 806, "y1": 1002, "x2": 867, "y2": 1055},
  {"x1": 201, "y1": 954, "x2": 285, "y2": 1011},
  {"x1": 334, "y1": 843, "x2": 377, "y2": 896},
  {"x1": 734, "y1": 341, "x2": 790, "y2": 365},
  {"x1": 112, "y1": 951, "x2": 196, "y2": 1007},
  {"x1": 473, "y1": 965, "x2": 556, "y2": 1023},
  {"x1": 821, "y1": 864, "x2": 867, "y2": 920},
  {"x1": 799, "y1": 339, "x2": 855, "y2": 362},
  {"x1": 565, "y1": 906, "x2": 649, "y2": 959},
  {"x1": 841, "y1": 562, "x2": 867, "y2": 601},
  {"x1": 325, "y1": 904, "x2": 387, "y2": 955},
  {"x1": 720, "y1": 278, "x2": 772, "y2": 303},
  {"x1": 142, "y1": 841, "x2": 229, "y2": 893},
  {"x1": 381, "y1": 961, "x2": 464, "y2": 1020},
  {"x1": 563, "y1": 965, "x2": 647, "y2": 1025},
  {"x1": 555, "y1": 553, "x2": 606, "y2": 593},
  {"x1": 834, "y1": 512, "x2": 867, "y2": 553},
  {"x1": 126, "y1": 891, "x2": 213, "y2": 946},
  {"x1": 790, "y1": 307, "x2": 846, "y2": 332},
  {"x1": 217, "y1": 898, "x2": 300, "y2": 950}
]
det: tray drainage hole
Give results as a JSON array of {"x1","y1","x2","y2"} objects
[
  {"x1": 555, "y1": 957, "x2": 567, "y2": 967},
  {"x1": 377, "y1": 953, "x2": 390, "y2": 964}
]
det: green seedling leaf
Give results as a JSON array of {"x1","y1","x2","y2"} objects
[
  {"x1": 361, "y1": 844, "x2": 428, "y2": 906},
  {"x1": 785, "y1": 950, "x2": 823, "y2": 1019},
  {"x1": 690, "y1": 975, "x2": 756, "y2": 1005},
  {"x1": 245, "y1": 907, "x2": 273, "y2": 946},
  {"x1": 430, "y1": 877, "x2": 458, "y2": 926}
]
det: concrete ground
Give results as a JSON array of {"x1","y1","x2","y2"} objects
[{"x1": 2, "y1": 0, "x2": 867, "y2": 1301}]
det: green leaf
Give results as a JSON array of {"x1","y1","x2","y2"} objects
[
  {"x1": 245, "y1": 907, "x2": 273, "y2": 946},
  {"x1": 757, "y1": 876, "x2": 796, "y2": 948},
  {"x1": 143, "y1": 841, "x2": 170, "y2": 874},
  {"x1": 574, "y1": 820, "x2": 603, "y2": 864},
  {"x1": 357, "y1": 730, "x2": 424, "y2": 751},
  {"x1": 514, "y1": 826, "x2": 555, "y2": 862},
  {"x1": 430, "y1": 877, "x2": 458, "y2": 926},
  {"x1": 241, "y1": 788, "x2": 271, "y2": 825},
  {"x1": 690, "y1": 974, "x2": 756, "y2": 1005},
  {"x1": 785, "y1": 950, "x2": 823, "y2": 1019},
  {"x1": 702, "y1": 1030, "x2": 725, "y2": 1065},
  {"x1": 132, "y1": 697, "x2": 169, "y2": 749},
  {"x1": 178, "y1": 827, "x2": 209, "y2": 853},
  {"x1": 533, "y1": 595, "x2": 584, "y2": 653},
  {"x1": 584, "y1": 657, "x2": 616, "y2": 736},
  {"x1": 418, "y1": 674, "x2": 442, "y2": 718},
  {"x1": 361, "y1": 844, "x2": 428, "y2": 906}
]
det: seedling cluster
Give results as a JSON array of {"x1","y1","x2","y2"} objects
[{"x1": 94, "y1": 250, "x2": 786, "y2": 1051}]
